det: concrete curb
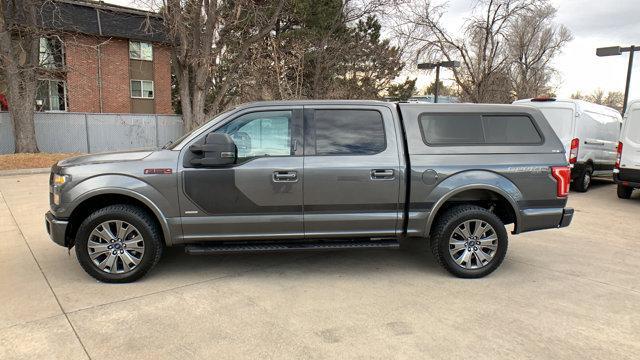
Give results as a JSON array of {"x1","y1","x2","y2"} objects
[{"x1": 0, "y1": 168, "x2": 50, "y2": 177}]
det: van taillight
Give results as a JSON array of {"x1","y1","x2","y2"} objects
[
  {"x1": 551, "y1": 166, "x2": 571, "y2": 197},
  {"x1": 615, "y1": 142, "x2": 623, "y2": 169},
  {"x1": 569, "y1": 138, "x2": 579, "y2": 164}
]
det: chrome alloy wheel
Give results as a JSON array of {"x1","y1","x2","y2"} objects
[
  {"x1": 448, "y1": 219, "x2": 498, "y2": 270},
  {"x1": 87, "y1": 220, "x2": 145, "y2": 274}
]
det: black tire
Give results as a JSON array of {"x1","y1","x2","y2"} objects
[
  {"x1": 75, "y1": 204, "x2": 163, "y2": 283},
  {"x1": 430, "y1": 205, "x2": 508, "y2": 278},
  {"x1": 617, "y1": 184, "x2": 633, "y2": 199},
  {"x1": 572, "y1": 165, "x2": 592, "y2": 192}
]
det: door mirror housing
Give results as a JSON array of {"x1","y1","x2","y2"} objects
[{"x1": 189, "y1": 133, "x2": 237, "y2": 167}]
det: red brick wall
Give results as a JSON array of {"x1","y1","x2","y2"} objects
[
  {"x1": 153, "y1": 45, "x2": 173, "y2": 114},
  {"x1": 63, "y1": 35, "x2": 173, "y2": 114},
  {"x1": 65, "y1": 34, "x2": 101, "y2": 112},
  {"x1": 99, "y1": 38, "x2": 131, "y2": 113}
]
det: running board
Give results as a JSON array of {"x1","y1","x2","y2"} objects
[{"x1": 184, "y1": 239, "x2": 400, "y2": 255}]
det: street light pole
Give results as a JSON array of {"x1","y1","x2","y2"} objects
[
  {"x1": 434, "y1": 65, "x2": 441, "y2": 103},
  {"x1": 623, "y1": 46, "x2": 635, "y2": 113},
  {"x1": 417, "y1": 60, "x2": 460, "y2": 103},
  {"x1": 596, "y1": 45, "x2": 637, "y2": 115}
]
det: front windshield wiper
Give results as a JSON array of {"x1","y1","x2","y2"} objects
[{"x1": 161, "y1": 140, "x2": 173, "y2": 149}]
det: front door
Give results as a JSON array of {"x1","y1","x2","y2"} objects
[
  {"x1": 178, "y1": 108, "x2": 304, "y2": 242},
  {"x1": 302, "y1": 106, "x2": 402, "y2": 238}
]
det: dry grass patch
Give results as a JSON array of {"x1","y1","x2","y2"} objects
[{"x1": 0, "y1": 153, "x2": 81, "y2": 171}]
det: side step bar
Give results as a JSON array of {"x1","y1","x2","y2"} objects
[{"x1": 184, "y1": 239, "x2": 400, "y2": 255}]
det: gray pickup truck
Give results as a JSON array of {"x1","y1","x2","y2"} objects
[{"x1": 46, "y1": 101, "x2": 574, "y2": 282}]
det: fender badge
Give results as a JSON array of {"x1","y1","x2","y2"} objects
[{"x1": 144, "y1": 168, "x2": 173, "y2": 175}]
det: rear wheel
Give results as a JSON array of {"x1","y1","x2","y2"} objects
[
  {"x1": 572, "y1": 165, "x2": 592, "y2": 192},
  {"x1": 430, "y1": 205, "x2": 508, "y2": 278},
  {"x1": 617, "y1": 184, "x2": 633, "y2": 199},
  {"x1": 75, "y1": 204, "x2": 163, "y2": 283}
]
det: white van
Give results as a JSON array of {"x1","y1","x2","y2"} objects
[
  {"x1": 514, "y1": 98, "x2": 622, "y2": 192},
  {"x1": 614, "y1": 99, "x2": 640, "y2": 199}
]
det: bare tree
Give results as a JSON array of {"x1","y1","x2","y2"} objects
[
  {"x1": 571, "y1": 89, "x2": 624, "y2": 113},
  {"x1": 507, "y1": 4, "x2": 571, "y2": 98},
  {"x1": 0, "y1": 0, "x2": 43, "y2": 153},
  {"x1": 160, "y1": 0, "x2": 285, "y2": 131},
  {"x1": 394, "y1": 0, "x2": 569, "y2": 103}
]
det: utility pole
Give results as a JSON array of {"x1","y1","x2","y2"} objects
[{"x1": 417, "y1": 60, "x2": 460, "y2": 103}]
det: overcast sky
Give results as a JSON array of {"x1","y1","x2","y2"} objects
[{"x1": 106, "y1": 0, "x2": 640, "y2": 100}]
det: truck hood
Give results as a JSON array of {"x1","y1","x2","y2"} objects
[{"x1": 57, "y1": 150, "x2": 154, "y2": 167}]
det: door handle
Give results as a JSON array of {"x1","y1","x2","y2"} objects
[
  {"x1": 273, "y1": 171, "x2": 298, "y2": 182},
  {"x1": 370, "y1": 169, "x2": 395, "y2": 180}
]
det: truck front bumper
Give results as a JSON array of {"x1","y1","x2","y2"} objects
[{"x1": 45, "y1": 211, "x2": 68, "y2": 247}]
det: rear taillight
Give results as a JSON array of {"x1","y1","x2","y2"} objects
[
  {"x1": 569, "y1": 138, "x2": 579, "y2": 164},
  {"x1": 615, "y1": 141, "x2": 623, "y2": 169},
  {"x1": 551, "y1": 166, "x2": 571, "y2": 197}
]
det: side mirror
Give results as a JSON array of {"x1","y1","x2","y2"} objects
[{"x1": 189, "y1": 133, "x2": 237, "y2": 167}]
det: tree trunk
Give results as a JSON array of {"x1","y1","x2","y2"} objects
[
  {"x1": 10, "y1": 95, "x2": 38, "y2": 153},
  {"x1": 178, "y1": 69, "x2": 193, "y2": 132},
  {"x1": 0, "y1": 0, "x2": 40, "y2": 153}
]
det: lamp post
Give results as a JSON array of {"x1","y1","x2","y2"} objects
[
  {"x1": 417, "y1": 60, "x2": 460, "y2": 103},
  {"x1": 596, "y1": 45, "x2": 636, "y2": 115}
]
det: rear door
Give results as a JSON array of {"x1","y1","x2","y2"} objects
[
  {"x1": 621, "y1": 103, "x2": 640, "y2": 171},
  {"x1": 533, "y1": 103, "x2": 575, "y2": 162},
  {"x1": 302, "y1": 105, "x2": 402, "y2": 238},
  {"x1": 599, "y1": 112, "x2": 622, "y2": 169}
]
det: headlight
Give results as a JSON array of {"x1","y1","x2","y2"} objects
[{"x1": 52, "y1": 174, "x2": 71, "y2": 186}]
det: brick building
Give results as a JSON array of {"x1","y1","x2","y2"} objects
[{"x1": 2, "y1": 0, "x2": 173, "y2": 114}]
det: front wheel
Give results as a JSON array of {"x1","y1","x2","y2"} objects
[
  {"x1": 430, "y1": 205, "x2": 508, "y2": 278},
  {"x1": 75, "y1": 204, "x2": 163, "y2": 283},
  {"x1": 617, "y1": 184, "x2": 634, "y2": 199}
]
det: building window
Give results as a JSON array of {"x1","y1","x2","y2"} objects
[
  {"x1": 39, "y1": 37, "x2": 64, "y2": 69},
  {"x1": 129, "y1": 41, "x2": 153, "y2": 61},
  {"x1": 131, "y1": 80, "x2": 154, "y2": 99},
  {"x1": 36, "y1": 80, "x2": 67, "y2": 111}
]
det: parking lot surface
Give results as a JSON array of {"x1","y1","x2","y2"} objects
[{"x1": 1, "y1": 173, "x2": 639, "y2": 359}]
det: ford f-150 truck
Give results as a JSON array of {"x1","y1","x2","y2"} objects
[{"x1": 45, "y1": 101, "x2": 574, "y2": 282}]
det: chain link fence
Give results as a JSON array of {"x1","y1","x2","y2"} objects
[{"x1": 0, "y1": 112, "x2": 183, "y2": 154}]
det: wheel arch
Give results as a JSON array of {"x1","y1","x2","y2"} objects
[
  {"x1": 64, "y1": 189, "x2": 173, "y2": 248},
  {"x1": 422, "y1": 172, "x2": 523, "y2": 238}
]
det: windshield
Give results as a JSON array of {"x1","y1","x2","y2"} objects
[{"x1": 164, "y1": 108, "x2": 236, "y2": 150}]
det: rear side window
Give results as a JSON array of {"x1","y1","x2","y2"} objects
[
  {"x1": 314, "y1": 110, "x2": 386, "y2": 155},
  {"x1": 419, "y1": 113, "x2": 542, "y2": 145},
  {"x1": 483, "y1": 116, "x2": 542, "y2": 144},
  {"x1": 420, "y1": 114, "x2": 484, "y2": 144}
]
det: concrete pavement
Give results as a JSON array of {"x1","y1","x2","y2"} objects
[{"x1": 0, "y1": 174, "x2": 639, "y2": 359}]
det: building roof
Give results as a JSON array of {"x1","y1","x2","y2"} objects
[{"x1": 8, "y1": 0, "x2": 170, "y2": 44}]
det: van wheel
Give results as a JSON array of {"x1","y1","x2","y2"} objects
[
  {"x1": 617, "y1": 184, "x2": 633, "y2": 199},
  {"x1": 572, "y1": 165, "x2": 592, "y2": 192},
  {"x1": 430, "y1": 205, "x2": 508, "y2": 278},
  {"x1": 75, "y1": 204, "x2": 163, "y2": 283}
]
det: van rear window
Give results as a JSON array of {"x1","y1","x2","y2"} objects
[{"x1": 419, "y1": 113, "x2": 542, "y2": 145}]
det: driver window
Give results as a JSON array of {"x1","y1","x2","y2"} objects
[{"x1": 216, "y1": 111, "x2": 292, "y2": 160}]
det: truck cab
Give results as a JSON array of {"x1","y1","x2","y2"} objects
[{"x1": 46, "y1": 101, "x2": 573, "y2": 282}]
